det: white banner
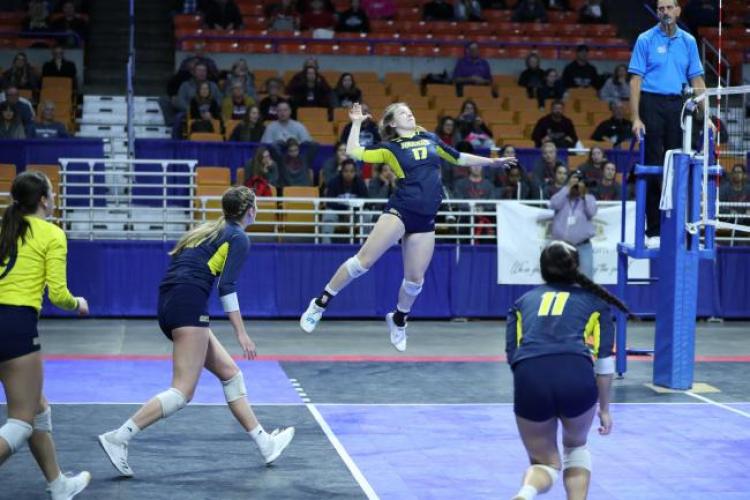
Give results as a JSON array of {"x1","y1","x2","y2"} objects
[{"x1": 496, "y1": 201, "x2": 649, "y2": 285}]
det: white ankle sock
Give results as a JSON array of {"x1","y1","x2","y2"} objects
[
  {"x1": 48, "y1": 472, "x2": 66, "y2": 491},
  {"x1": 113, "y1": 418, "x2": 140, "y2": 444},
  {"x1": 515, "y1": 484, "x2": 538, "y2": 499},
  {"x1": 249, "y1": 425, "x2": 270, "y2": 448}
]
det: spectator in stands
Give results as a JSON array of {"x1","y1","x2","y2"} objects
[
  {"x1": 549, "y1": 170, "x2": 597, "y2": 278},
  {"x1": 176, "y1": 41, "x2": 220, "y2": 82},
  {"x1": 321, "y1": 158, "x2": 369, "y2": 243},
  {"x1": 0, "y1": 86, "x2": 34, "y2": 128},
  {"x1": 461, "y1": 115, "x2": 494, "y2": 149},
  {"x1": 593, "y1": 160, "x2": 622, "y2": 201},
  {"x1": 531, "y1": 141, "x2": 566, "y2": 188},
  {"x1": 51, "y1": 0, "x2": 88, "y2": 47},
  {"x1": 320, "y1": 141, "x2": 348, "y2": 186},
  {"x1": 578, "y1": 0, "x2": 607, "y2": 24},
  {"x1": 591, "y1": 100, "x2": 632, "y2": 146},
  {"x1": 190, "y1": 109, "x2": 219, "y2": 134},
  {"x1": 456, "y1": 99, "x2": 480, "y2": 136},
  {"x1": 498, "y1": 164, "x2": 534, "y2": 199},
  {"x1": 28, "y1": 100, "x2": 68, "y2": 138},
  {"x1": 338, "y1": 102, "x2": 380, "y2": 146},
  {"x1": 518, "y1": 53, "x2": 546, "y2": 99},
  {"x1": 266, "y1": 0, "x2": 300, "y2": 31},
  {"x1": 684, "y1": 0, "x2": 719, "y2": 36},
  {"x1": 562, "y1": 44, "x2": 600, "y2": 90},
  {"x1": 435, "y1": 116, "x2": 460, "y2": 146},
  {"x1": 258, "y1": 78, "x2": 286, "y2": 121},
  {"x1": 287, "y1": 66, "x2": 332, "y2": 114},
  {"x1": 204, "y1": 0, "x2": 243, "y2": 30},
  {"x1": 488, "y1": 144, "x2": 517, "y2": 187},
  {"x1": 230, "y1": 105, "x2": 265, "y2": 143},
  {"x1": 579, "y1": 146, "x2": 607, "y2": 182},
  {"x1": 301, "y1": 0, "x2": 336, "y2": 31},
  {"x1": 512, "y1": 0, "x2": 548, "y2": 23},
  {"x1": 189, "y1": 81, "x2": 222, "y2": 123},
  {"x1": 261, "y1": 101, "x2": 312, "y2": 144},
  {"x1": 423, "y1": 0, "x2": 456, "y2": 20},
  {"x1": 454, "y1": 165, "x2": 495, "y2": 200},
  {"x1": 531, "y1": 100, "x2": 578, "y2": 148},
  {"x1": 41, "y1": 46, "x2": 78, "y2": 89},
  {"x1": 222, "y1": 59, "x2": 256, "y2": 100},
  {"x1": 0, "y1": 102, "x2": 25, "y2": 139},
  {"x1": 543, "y1": 164, "x2": 569, "y2": 199},
  {"x1": 536, "y1": 68, "x2": 565, "y2": 109},
  {"x1": 176, "y1": 62, "x2": 222, "y2": 113},
  {"x1": 543, "y1": 0, "x2": 570, "y2": 10},
  {"x1": 24, "y1": 0, "x2": 50, "y2": 33},
  {"x1": 455, "y1": 0, "x2": 483, "y2": 21},
  {"x1": 337, "y1": 0, "x2": 369, "y2": 32},
  {"x1": 453, "y1": 42, "x2": 492, "y2": 92},
  {"x1": 243, "y1": 146, "x2": 278, "y2": 194},
  {"x1": 332, "y1": 73, "x2": 362, "y2": 108},
  {"x1": 599, "y1": 64, "x2": 630, "y2": 103},
  {"x1": 361, "y1": 0, "x2": 396, "y2": 20},
  {"x1": 276, "y1": 137, "x2": 317, "y2": 187},
  {"x1": 221, "y1": 81, "x2": 255, "y2": 122},
  {"x1": 719, "y1": 164, "x2": 750, "y2": 214},
  {"x1": 368, "y1": 163, "x2": 398, "y2": 199},
  {"x1": 2, "y1": 53, "x2": 40, "y2": 94}
]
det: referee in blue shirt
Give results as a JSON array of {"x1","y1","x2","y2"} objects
[{"x1": 628, "y1": 0, "x2": 710, "y2": 246}]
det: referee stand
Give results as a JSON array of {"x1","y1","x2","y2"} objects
[{"x1": 615, "y1": 90, "x2": 722, "y2": 390}]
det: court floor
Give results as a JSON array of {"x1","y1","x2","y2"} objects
[{"x1": 2, "y1": 319, "x2": 750, "y2": 499}]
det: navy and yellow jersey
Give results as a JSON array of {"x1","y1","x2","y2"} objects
[
  {"x1": 505, "y1": 284, "x2": 614, "y2": 368},
  {"x1": 351, "y1": 130, "x2": 461, "y2": 215},
  {"x1": 0, "y1": 216, "x2": 78, "y2": 312},
  {"x1": 160, "y1": 222, "x2": 250, "y2": 312}
]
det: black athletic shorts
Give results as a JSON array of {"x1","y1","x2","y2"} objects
[
  {"x1": 157, "y1": 284, "x2": 210, "y2": 340},
  {"x1": 0, "y1": 305, "x2": 40, "y2": 362},
  {"x1": 513, "y1": 353, "x2": 598, "y2": 422},
  {"x1": 384, "y1": 203, "x2": 436, "y2": 234}
]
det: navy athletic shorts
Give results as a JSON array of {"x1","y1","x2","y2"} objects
[
  {"x1": 0, "y1": 305, "x2": 40, "y2": 362},
  {"x1": 512, "y1": 353, "x2": 598, "y2": 422},
  {"x1": 157, "y1": 284, "x2": 210, "y2": 340},
  {"x1": 384, "y1": 203, "x2": 436, "y2": 234}
]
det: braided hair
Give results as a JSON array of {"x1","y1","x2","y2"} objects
[{"x1": 540, "y1": 240, "x2": 634, "y2": 319}]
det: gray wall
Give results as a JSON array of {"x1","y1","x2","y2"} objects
[{"x1": 175, "y1": 51, "x2": 625, "y2": 82}]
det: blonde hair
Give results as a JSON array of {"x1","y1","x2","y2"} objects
[
  {"x1": 170, "y1": 186, "x2": 256, "y2": 256},
  {"x1": 379, "y1": 102, "x2": 423, "y2": 141}
]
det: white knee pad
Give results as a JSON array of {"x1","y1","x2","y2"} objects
[
  {"x1": 33, "y1": 407, "x2": 52, "y2": 433},
  {"x1": 531, "y1": 464, "x2": 559, "y2": 483},
  {"x1": 222, "y1": 371, "x2": 247, "y2": 403},
  {"x1": 0, "y1": 418, "x2": 33, "y2": 453},
  {"x1": 345, "y1": 256, "x2": 369, "y2": 278},
  {"x1": 156, "y1": 388, "x2": 187, "y2": 418},
  {"x1": 563, "y1": 446, "x2": 592, "y2": 472},
  {"x1": 401, "y1": 279, "x2": 423, "y2": 297}
]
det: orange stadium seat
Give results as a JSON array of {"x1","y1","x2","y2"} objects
[
  {"x1": 281, "y1": 186, "x2": 319, "y2": 235},
  {"x1": 247, "y1": 185, "x2": 278, "y2": 235},
  {"x1": 297, "y1": 107, "x2": 330, "y2": 123},
  {"x1": 190, "y1": 132, "x2": 224, "y2": 142}
]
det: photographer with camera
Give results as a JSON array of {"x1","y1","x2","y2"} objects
[{"x1": 549, "y1": 170, "x2": 597, "y2": 278}]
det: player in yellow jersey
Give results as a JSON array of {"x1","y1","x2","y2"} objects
[{"x1": 0, "y1": 171, "x2": 91, "y2": 499}]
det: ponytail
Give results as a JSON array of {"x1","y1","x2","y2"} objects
[
  {"x1": 170, "y1": 185, "x2": 256, "y2": 256},
  {"x1": 0, "y1": 171, "x2": 50, "y2": 265},
  {"x1": 573, "y1": 270, "x2": 636, "y2": 320}
]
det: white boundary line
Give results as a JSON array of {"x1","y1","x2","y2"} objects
[
  {"x1": 306, "y1": 403, "x2": 379, "y2": 500},
  {"x1": 685, "y1": 392, "x2": 750, "y2": 418}
]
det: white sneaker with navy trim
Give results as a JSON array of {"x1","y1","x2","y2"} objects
[
  {"x1": 386, "y1": 312, "x2": 407, "y2": 352},
  {"x1": 48, "y1": 471, "x2": 92, "y2": 500},
  {"x1": 300, "y1": 298, "x2": 324, "y2": 333},
  {"x1": 98, "y1": 431, "x2": 134, "y2": 477},
  {"x1": 261, "y1": 427, "x2": 295, "y2": 465}
]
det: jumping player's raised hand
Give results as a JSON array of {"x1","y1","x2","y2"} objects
[{"x1": 348, "y1": 103, "x2": 370, "y2": 124}]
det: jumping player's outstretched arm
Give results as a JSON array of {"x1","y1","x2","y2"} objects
[{"x1": 458, "y1": 152, "x2": 517, "y2": 169}]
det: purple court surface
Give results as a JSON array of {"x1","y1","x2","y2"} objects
[{"x1": 1, "y1": 319, "x2": 749, "y2": 499}]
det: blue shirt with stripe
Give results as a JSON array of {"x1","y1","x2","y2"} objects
[
  {"x1": 505, "y1": 284, "x2": 614, "y2": 368},
  {"x1": 161, "y1": 222, "x2": 250, "y2": 298},
  {"x1": 352, "y1": 130, "x2": 461, "y2": 215},
  {"x1": 628, "y1": 24, "x2": 704, "y2": 95}
]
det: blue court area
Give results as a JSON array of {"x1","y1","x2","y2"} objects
[{"x1": 2, "y1": 347, "x2": 750, "y2": 499}]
